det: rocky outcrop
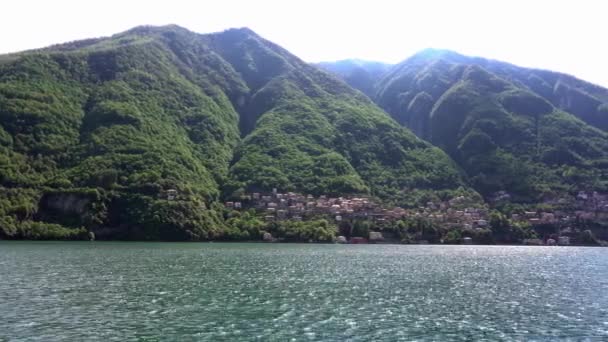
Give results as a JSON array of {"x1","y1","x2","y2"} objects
[
  {"x1": 262, "y1": 232, "x2": 274, "y2": 242},
  {"x1": 35, "y1": 190, "x2": 103, "y2": 228},
  {"x1": 369, "y1": 231, "x2": 384, "y2": 242},
  {"x1": 40, "y1": 193, "x2": 91, "y2": 215}
]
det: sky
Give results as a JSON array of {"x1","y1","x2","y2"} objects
[{"x1": 2, "y1": 0, "x2": 607, "y2": 86}]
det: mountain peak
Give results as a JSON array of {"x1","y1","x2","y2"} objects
[
  {"x1": 408, "y1": 48, "x2": 464, "y2": 62},
  {"x1": 215, "y1": 27, "x2": 263, "y2": 41},
  {"x1": 223, "y1": 27, "x2": 257, "y2": 35},
  {"x1": 118, "y1": 24, "x2": 195, "y2": 38},
  {"x1": 0, "y1": 24, "x2": 471, "y2": 241}
]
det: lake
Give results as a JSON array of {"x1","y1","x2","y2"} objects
[{"x1": 1, "y1": 242, "x2": 607, "y2": 341}]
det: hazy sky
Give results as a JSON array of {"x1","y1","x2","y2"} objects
[{"x1": 2, "y1": 0, "x2": 607, "y2": 86}]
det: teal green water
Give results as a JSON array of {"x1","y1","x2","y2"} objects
[{"x1": 1, "y1": 242, "x2": 607, "y2": 341}]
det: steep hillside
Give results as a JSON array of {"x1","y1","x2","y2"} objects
[
  {"x1": 316, "y1": 59, "x2": 392, "y2": 97},
  {"x1": 377, "y1": 49, "x2": 608, "y2": 131},
  {"x1": 373, "y1": 49, "x2": 608, "y2": 201},
  {"x1": 0, "y1": 26, "x2": 469, "y2": 240},
  {"x1": 0, "y1": 26, "x2": 246, "y2": 240},
  {"x1": 212, "y1": 30, "x2": 467, "y2": 204}
]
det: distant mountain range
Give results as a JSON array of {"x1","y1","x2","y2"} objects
[
  {"x1": 319, "y1": 49, "x2": 608, "y2": 202},
  {"x1": 0, "y1": 26, "x2": 606, "y2": 240},
  {"x1": 315, "y1": 59, "x2": 392, "y2": 98}
]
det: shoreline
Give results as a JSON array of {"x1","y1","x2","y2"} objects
[{"x1": 1, "y1": 239, "x2": 603, "y2": 247}]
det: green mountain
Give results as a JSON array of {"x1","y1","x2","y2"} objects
[
  {"x1": 0, "y1": 26, "x2": 469, "y2": 240},
  {"x1": 323, "y1": 49, "x2": 608, "y2": 201},
  {"x1": 316, "y1": 59, "x2": 392, "y2": 98}
]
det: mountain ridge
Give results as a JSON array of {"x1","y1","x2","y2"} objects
[
  {"x1": 0, "y1": 25, "x2": 474, "y2": 241},
  {"x1": 320, "y1": 48, "x2": 608, "y2": 203}
]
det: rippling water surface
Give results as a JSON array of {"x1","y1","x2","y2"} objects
[{"x1": 1, "y1": 242, "x2": 607, "y2": 341}]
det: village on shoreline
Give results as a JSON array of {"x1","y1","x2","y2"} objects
[{"x1": 219, "y1": 189, "x2": 608, "y2": 245}]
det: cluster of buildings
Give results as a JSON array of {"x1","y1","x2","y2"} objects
[
  {"x1": 225, "y1": 189, "x2": 405, "y2": 222},
  {"x1": 507, "y1": 190, "x2": 608, "y2": 245},
  {"x1": 570, "y1": 191, "x2": 608, "y2": 220},
  {"x1": 510, "y1": 191, "x2": 608, "y2": 226},
  {"x1": 225, "y1": 190, "x2": 493, "y2": 230},
  {"x1": 407, "y1": 196, "x2": 490, "y2": 229},
  {"x1": 222, "y1": 189, "x2": 608, "y2": 245}
]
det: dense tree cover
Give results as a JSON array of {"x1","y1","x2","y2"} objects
[
  {"x1": 209, "y1": 29, "x2": 470, "y2": 204},
  {"x1": 0, "y1": 26, "x2": 470, "y2": 240},
  {"x1": 222, "y1": 209, "x2": 266, "y2": 240},
  {"x1": 208, "y1": 209, "x2": 337, "y2": 242},
  {"x1": 321, "y1": 49, "x2": 608, "y2": 202},
  {"x1": 0, "y1": 26, "x2": 250, "y2": 240},
  {"x1": 338, "y1": 213, "x2": 536, "y2": 245},
  {"x1": 267, "y1": 219, "x2": 336, "y2": 242}
]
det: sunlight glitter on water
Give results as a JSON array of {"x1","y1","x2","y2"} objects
[{"x1": 0, "y1": 243, "x2": 607, "y2": 341}]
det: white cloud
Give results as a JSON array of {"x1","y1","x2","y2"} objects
[{"x1": 1, "y1": 0, "x2": 607, "y2": 86}]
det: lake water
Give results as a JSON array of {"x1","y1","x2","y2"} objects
[{"x1": 1, "y1": 242, "x2": 607, "y2": 341}]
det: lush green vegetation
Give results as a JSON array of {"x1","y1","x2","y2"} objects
[
  {"x1": 364, "y1": 49, "x2": 608, "y2": 202},
  {"x1": 0, "y1": 26, "x2": 470, "y2": 240},
  {"x1": 3, "y1": 27, "x2": 605, "y2": 241},
  {"x1": 215, "y1": 209, "x2": 336, "y2": 242},
  {"x1": 334, "y1": 212, "x2": 537, "y2": 245},
  {"x1": 267, "y1": 219, "x2": 336, "y2": 242},
  {"x1": 0, "y1": 26, "x2": 244, "y2": 240}
]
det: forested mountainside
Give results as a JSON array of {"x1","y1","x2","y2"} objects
[
  {"x1": 322, "y1": 49, "x2": 608, "y2": 202},
  {"x1": 0, "y1": 26, "x2": 470, "y2": 240},
  {"x1": 315, "y1": 59, "x2": 392, "y2": 98}
]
